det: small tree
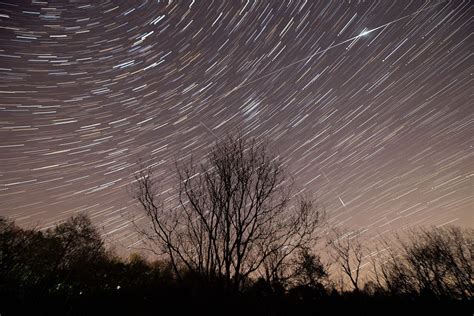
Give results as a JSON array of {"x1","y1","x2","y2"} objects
[
  {"x1": 44, "y1": 214, "x2": 107, "y2": 291},
  {"x1": 0, "y1": 214, "x2": 106, "y2": 295},
  {"x1": 47, "y1": 214, "x2": 106, "y2": 270},
  {"x1": 327, "y1": 228, "x2": 364, "y2": 291},
  {"x1": 0, "y1": 217, "x2": 44, "y2": 287},
  {"x1": 377, "y1": 226, "x2": 473, "y2": 299},
  {"x1": 132, "y1": 134, "x2": 322, "y2": 290},
  {"x1": 292, "y1": 247, "x2": 328, "y2": 289}
]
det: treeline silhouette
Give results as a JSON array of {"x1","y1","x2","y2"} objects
[
  {"x1": 0, "y1": 215, "x2": 471, "y2": 315},
  {"x1": 1, "y1": 134, "x2": 472, "y2": 315}
]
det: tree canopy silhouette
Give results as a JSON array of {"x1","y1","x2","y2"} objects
[
  {"x1": 375, "y1": 226, "x2": 473, "y2": 300},
  {"x1": 0, "y1": 209, "x2": 471, "y2": 315},
  {"x1": 132, "y1": 134, "x2": 322, "y2": 290}
]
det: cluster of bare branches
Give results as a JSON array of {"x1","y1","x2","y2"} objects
[
  {"x1": 371, "y1": 226, "x2": 473, "y2": 299},
  {"x1": 132, "y1": 134, "x2": 322, "y2": 290},
  {"x1": 327, "y1": 228, "x2": 365, "y2": 291},
  {"x1": 327, "y1": 225, "x2": 473, "y2": 299},
  {"x1": 132, "y1": 134, "x2": 473, "y2": 297}
]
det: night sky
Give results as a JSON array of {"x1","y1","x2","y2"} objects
[{"x1": 0, "y1": 1, "x2": 472, "y2": 248}]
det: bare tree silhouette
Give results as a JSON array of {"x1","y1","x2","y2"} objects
[
  {"x1": 327, "y1": 228, "x2": 365, "y2": 291},
  {"x1": 132, "y1": 134, "x2": 322, "y2": 290},
  {"x1": 375, "y1": 226, "x2": 473, "y2": 299}
]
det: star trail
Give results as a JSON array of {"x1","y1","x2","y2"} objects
[{"x1": 0, "y1": 0, "x2": 472, "y2": 248}]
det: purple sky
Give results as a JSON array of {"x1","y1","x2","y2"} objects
[{"x1": 0, "y1": 1, "x2": 471, "y2": 248}]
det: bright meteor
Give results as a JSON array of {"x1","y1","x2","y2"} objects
[{"x1": 359, "y1": 29, "x2": 372, "y2": 37}]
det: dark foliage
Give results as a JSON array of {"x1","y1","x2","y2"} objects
[{"x1": 0, "y1": 214, "x2": 472, "y2": 315}]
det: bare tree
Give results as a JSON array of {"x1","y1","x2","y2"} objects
[
  {"x1": 327, "y1": 228, "x2": 365, "y2": 291},
  {"x1": 132, "y1": 134, "x2": 322, "y2": 290},
  {"x1": 374, "y1": 226, "x2": 473, "y2": 299}
]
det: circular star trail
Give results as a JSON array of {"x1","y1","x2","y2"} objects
[{"x1": 0, "y1": 1, "x2": 472, "y2": 247}]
